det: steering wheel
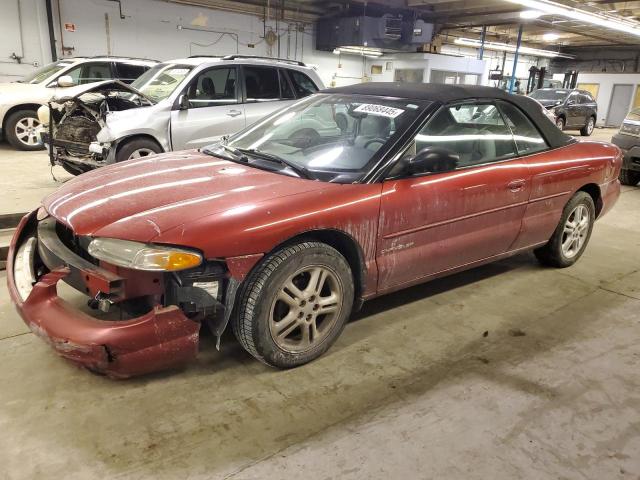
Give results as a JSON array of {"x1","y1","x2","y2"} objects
[{"x1": 363, "y1": 137, "x2": 387, "y2": 149}]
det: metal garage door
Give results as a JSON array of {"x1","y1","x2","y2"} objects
[{"x1": 606, "y1": 84, "x2": 634, "y2": 127}]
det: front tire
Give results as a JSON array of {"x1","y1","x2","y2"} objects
[
  {"x1": 619, "y1": 169, "x2": 640, "y2": 186},
  {"x1": 580, "y1": 116, "x2": 595, "y2": 136},
  {"x1": 555, "y1": 117, "x2": 565, "y2": 131},
  {"x1": 115, "y1": 138, "x2": 161, "y2": 162},
  {"x1": 535, "y1": 191, "x2": 595, "y2": 268},
  {"x1": 5, "y1": 109, "x2": 44, "y2": 151},
  {"x1": 232, "y1": 242, "x2": 354, "y2": 368}
]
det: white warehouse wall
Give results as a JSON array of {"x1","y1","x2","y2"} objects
[
  {"x1": 0, "y1": 0, "x2": 52, "y2": 81},
  {"x1": 0, "y1": 0, "x2": 367, "y2": 87}
]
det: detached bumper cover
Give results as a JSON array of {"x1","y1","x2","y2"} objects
[{"x1": 7, "y1": 212, "x2": 200, "y2": 378}]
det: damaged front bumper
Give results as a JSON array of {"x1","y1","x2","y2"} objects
[
  {"x1": 6, "y1": 211, "x2": 201, "y2": 378},
  {"x1": 42, "y1": 131, "x2": 114, "y2": 170}
]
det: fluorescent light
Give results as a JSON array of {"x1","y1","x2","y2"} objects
[
  {"x1": 333, "y1": 46, "x2": 383, "y2": 57},
  {"x1": 454, "y1": 37, "x2": 574, "y2": 58},
  {"x1": 506, "y1": 0, "x2": 640, "y2": 37},
  {"x1": 542, "y1": 32, "x2": 560, "y2": 41},
  {"x1": 520, "y1": 10, "x2": 543, "y2": 19}
]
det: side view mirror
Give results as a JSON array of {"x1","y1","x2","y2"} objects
[
  {"x1": 408, "y1": 147, "x2": 459, "y2": 175},
  {"x1": 178, "y1": 94, "x2": 190, "y2": 110},
  {"x1": 57, "y1": 75, "x2": 75, "y2": 87}
]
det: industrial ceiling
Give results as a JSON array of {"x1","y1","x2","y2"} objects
[{"x1": 166, "y1": 0, "x2": 640, "y2": 50}]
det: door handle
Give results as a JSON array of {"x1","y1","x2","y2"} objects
[
  {"x1": 226, "y1": 109, "x2": 242, "y2": 117},
  {"x1": 507, "y1": 179, "x2": 526, "y2": 192}
]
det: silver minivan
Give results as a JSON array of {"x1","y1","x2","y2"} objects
[{"x1": 42, "y1": 55, "x2": 325, "y2": 175}]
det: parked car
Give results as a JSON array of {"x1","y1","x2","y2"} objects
[
  {"x1": 529, "y1": 88, "x2": 597, "y2": 136},
  {"x1": 41, "y1": 55, "x2": 325, "y2": 175},
  {"x1": 0, "y1": 56, "x2": 157, "y2": 150},
  {"x1": 8, "y1": 83, "x2": 621, "y2": 378},
  {"x1": 611, "y1": 107, "x2": 640, "y2": 186}
]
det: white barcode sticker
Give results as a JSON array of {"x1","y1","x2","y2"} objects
[{"x1": 353, "y1": 104, "x2": 405, "y2": 118}]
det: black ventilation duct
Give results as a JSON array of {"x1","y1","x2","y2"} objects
[{"x1": 316, "y1": 15, "x2": 433, "y2": 52}]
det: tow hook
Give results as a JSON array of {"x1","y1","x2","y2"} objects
[{"x1": 87, "y1": 292, "x2": 115, "y2": 313}]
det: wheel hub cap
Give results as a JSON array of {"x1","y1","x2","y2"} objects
[
  {"x1": 561, "y1": 205, "x2": 590, "y2": 259},
  {"x1": 269, "y1": 265, "x2": 342, "y2": 353},
  {"x1": 15, "y1": 117, "x2": 41, "y2": 146}
]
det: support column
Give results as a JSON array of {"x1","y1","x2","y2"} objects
[
  {"x1": 479, "y1": 25, "x2": 487, "y2": 60},
  {"x1": 509, "y1": 24, "x2": 523, "y2": 94}
]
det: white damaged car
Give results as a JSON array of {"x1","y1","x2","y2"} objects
[{"x1": 40, "y1": 55, "x2": 324, "y2": 175}]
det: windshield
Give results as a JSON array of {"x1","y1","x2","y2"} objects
[
  {"x1": 130, "y1": 63, "x2": 193, "y2": 101},
  {"x1": 529, "y1": 89, "x2": 569, "y2": 102},
  {"x1": 20, "y1": 61, "x2": 75, "y2": 84},
  {"x1": 206, "y1": 94, "x2": 426, "y2": 183}
]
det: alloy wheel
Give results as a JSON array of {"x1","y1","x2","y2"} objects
[
  {"x1": 269, "y1": 265, "x2": 342, "y2": 353},
  {"x1": 128, "y1": 148, "x2": 156, "y2": 159},
  {"x1": 587, "y1": 118, "x2": 594, "y2": 134},
  {"x1": 15, "y1": 117, "x2": 41, "y2": 147},
  {"x1": 556, "y1": 118, "x2": 564, "y2": 130},
  {"x1": 561, "y1": 205, "x2": 590, "y2": 259}
]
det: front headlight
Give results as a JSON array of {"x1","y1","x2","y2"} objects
[
  {"x1": 37, "y1": 105, "x2": 50, "y2": 125},
  {"x1": 87, "y1": 238, "x2": 202, "y2": 271}
]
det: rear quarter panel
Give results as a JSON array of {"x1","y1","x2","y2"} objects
[{"x1": 513, "y1": 141, "x2": 621, "y2": 249}]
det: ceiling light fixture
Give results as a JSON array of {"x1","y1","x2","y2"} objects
[
  {"x1": 520, "y1": 10, "x2": 543, "y2": 19},
  {"x1": 454, "y1": 37, "x2": 575, "y2": 58},
  {"x1": 542, "y1": 32, "x2": 560, "y2": 41},
  {"x1": 506, "y1": 0, "x2": 640, "y2": 37},
  {"x1": 333, "y1": 46, "x2": 383, "y2": 57}
]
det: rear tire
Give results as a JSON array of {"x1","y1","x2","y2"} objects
[
  {"x1": 232, "y1": 242, "x2": 354, "y2": 368},
  {"x1": 534, "y1": 191, "x2": 595, "y2": 268},
  {"x1": 5, "y1": 109, "x2": 45, "y2": 151},
  {"x1": 115, "y1": 138, "x2": 161, "y2": 162},
  {"x1": 580, "y1": 116, "x2": 595, "y2": 136},
  {"x1": 619, "y1": 169, "x2": 640, "y2": 186}
]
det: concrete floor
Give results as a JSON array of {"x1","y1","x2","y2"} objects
[{"x1": 1, "y1": 129, "x2": 639, "y2": 479}]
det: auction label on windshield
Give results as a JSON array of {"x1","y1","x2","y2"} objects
[{"x1": 354, "y1": 104, "x2": 405, "y2": 118}]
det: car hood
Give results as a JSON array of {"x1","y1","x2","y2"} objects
[
  {"x1": 51, "y1": 79, "x2": 155, "y2": 103},
  {"x1": 0, "y1": 82, "x2": 49, "y2": 103},
  {"x1": 43, "y1": 150, "x2": 335, "y2": 242}
]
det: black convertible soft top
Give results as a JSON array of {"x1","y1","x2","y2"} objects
[{"x1": 322, "y1": 82, "x2": 575, "y2": 149}]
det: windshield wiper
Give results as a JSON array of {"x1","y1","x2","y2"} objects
[
  {"x1": 201, "y1": 144, "x2": 248, "y2": 163},
  {"x1": 237, "y1": 148, "x2": 313, "y2": 180}
]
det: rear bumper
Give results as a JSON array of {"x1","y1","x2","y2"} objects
[{"x1": 6, "y1": 211, "x2": 200, "y2": 378}]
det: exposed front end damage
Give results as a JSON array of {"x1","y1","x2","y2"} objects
[
  {"x1": 7, "y1": 210, "x2": 242, "y2": 378},
  {"x1": 40, "y1": 80, "x2": 156, "y2": 174}
]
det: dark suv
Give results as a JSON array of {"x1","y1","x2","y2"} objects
[
  {"x1": 529, "y1": 88, "x2": 597, "y2": 136},
  {"x1": 612, "y1": 107, "x2": 640, "y2": 186}
]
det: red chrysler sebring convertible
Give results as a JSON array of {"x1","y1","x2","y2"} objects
[{"x1": 8, "y1": 83, "x2": 621, "y2": 377}]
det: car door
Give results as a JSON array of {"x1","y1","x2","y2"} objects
[
  {"x1": 242, "y1": 65, "x2": 298, "y2": 127},
  {"x1": 376, "y1": 101, "x2": 531, "y2": 292},
  {"x1": 170, "y1": 66, "x2": 245, "y2": 150},
  {"x1": 565, "y1": 91, "x2": 581, "y2": 127}
]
